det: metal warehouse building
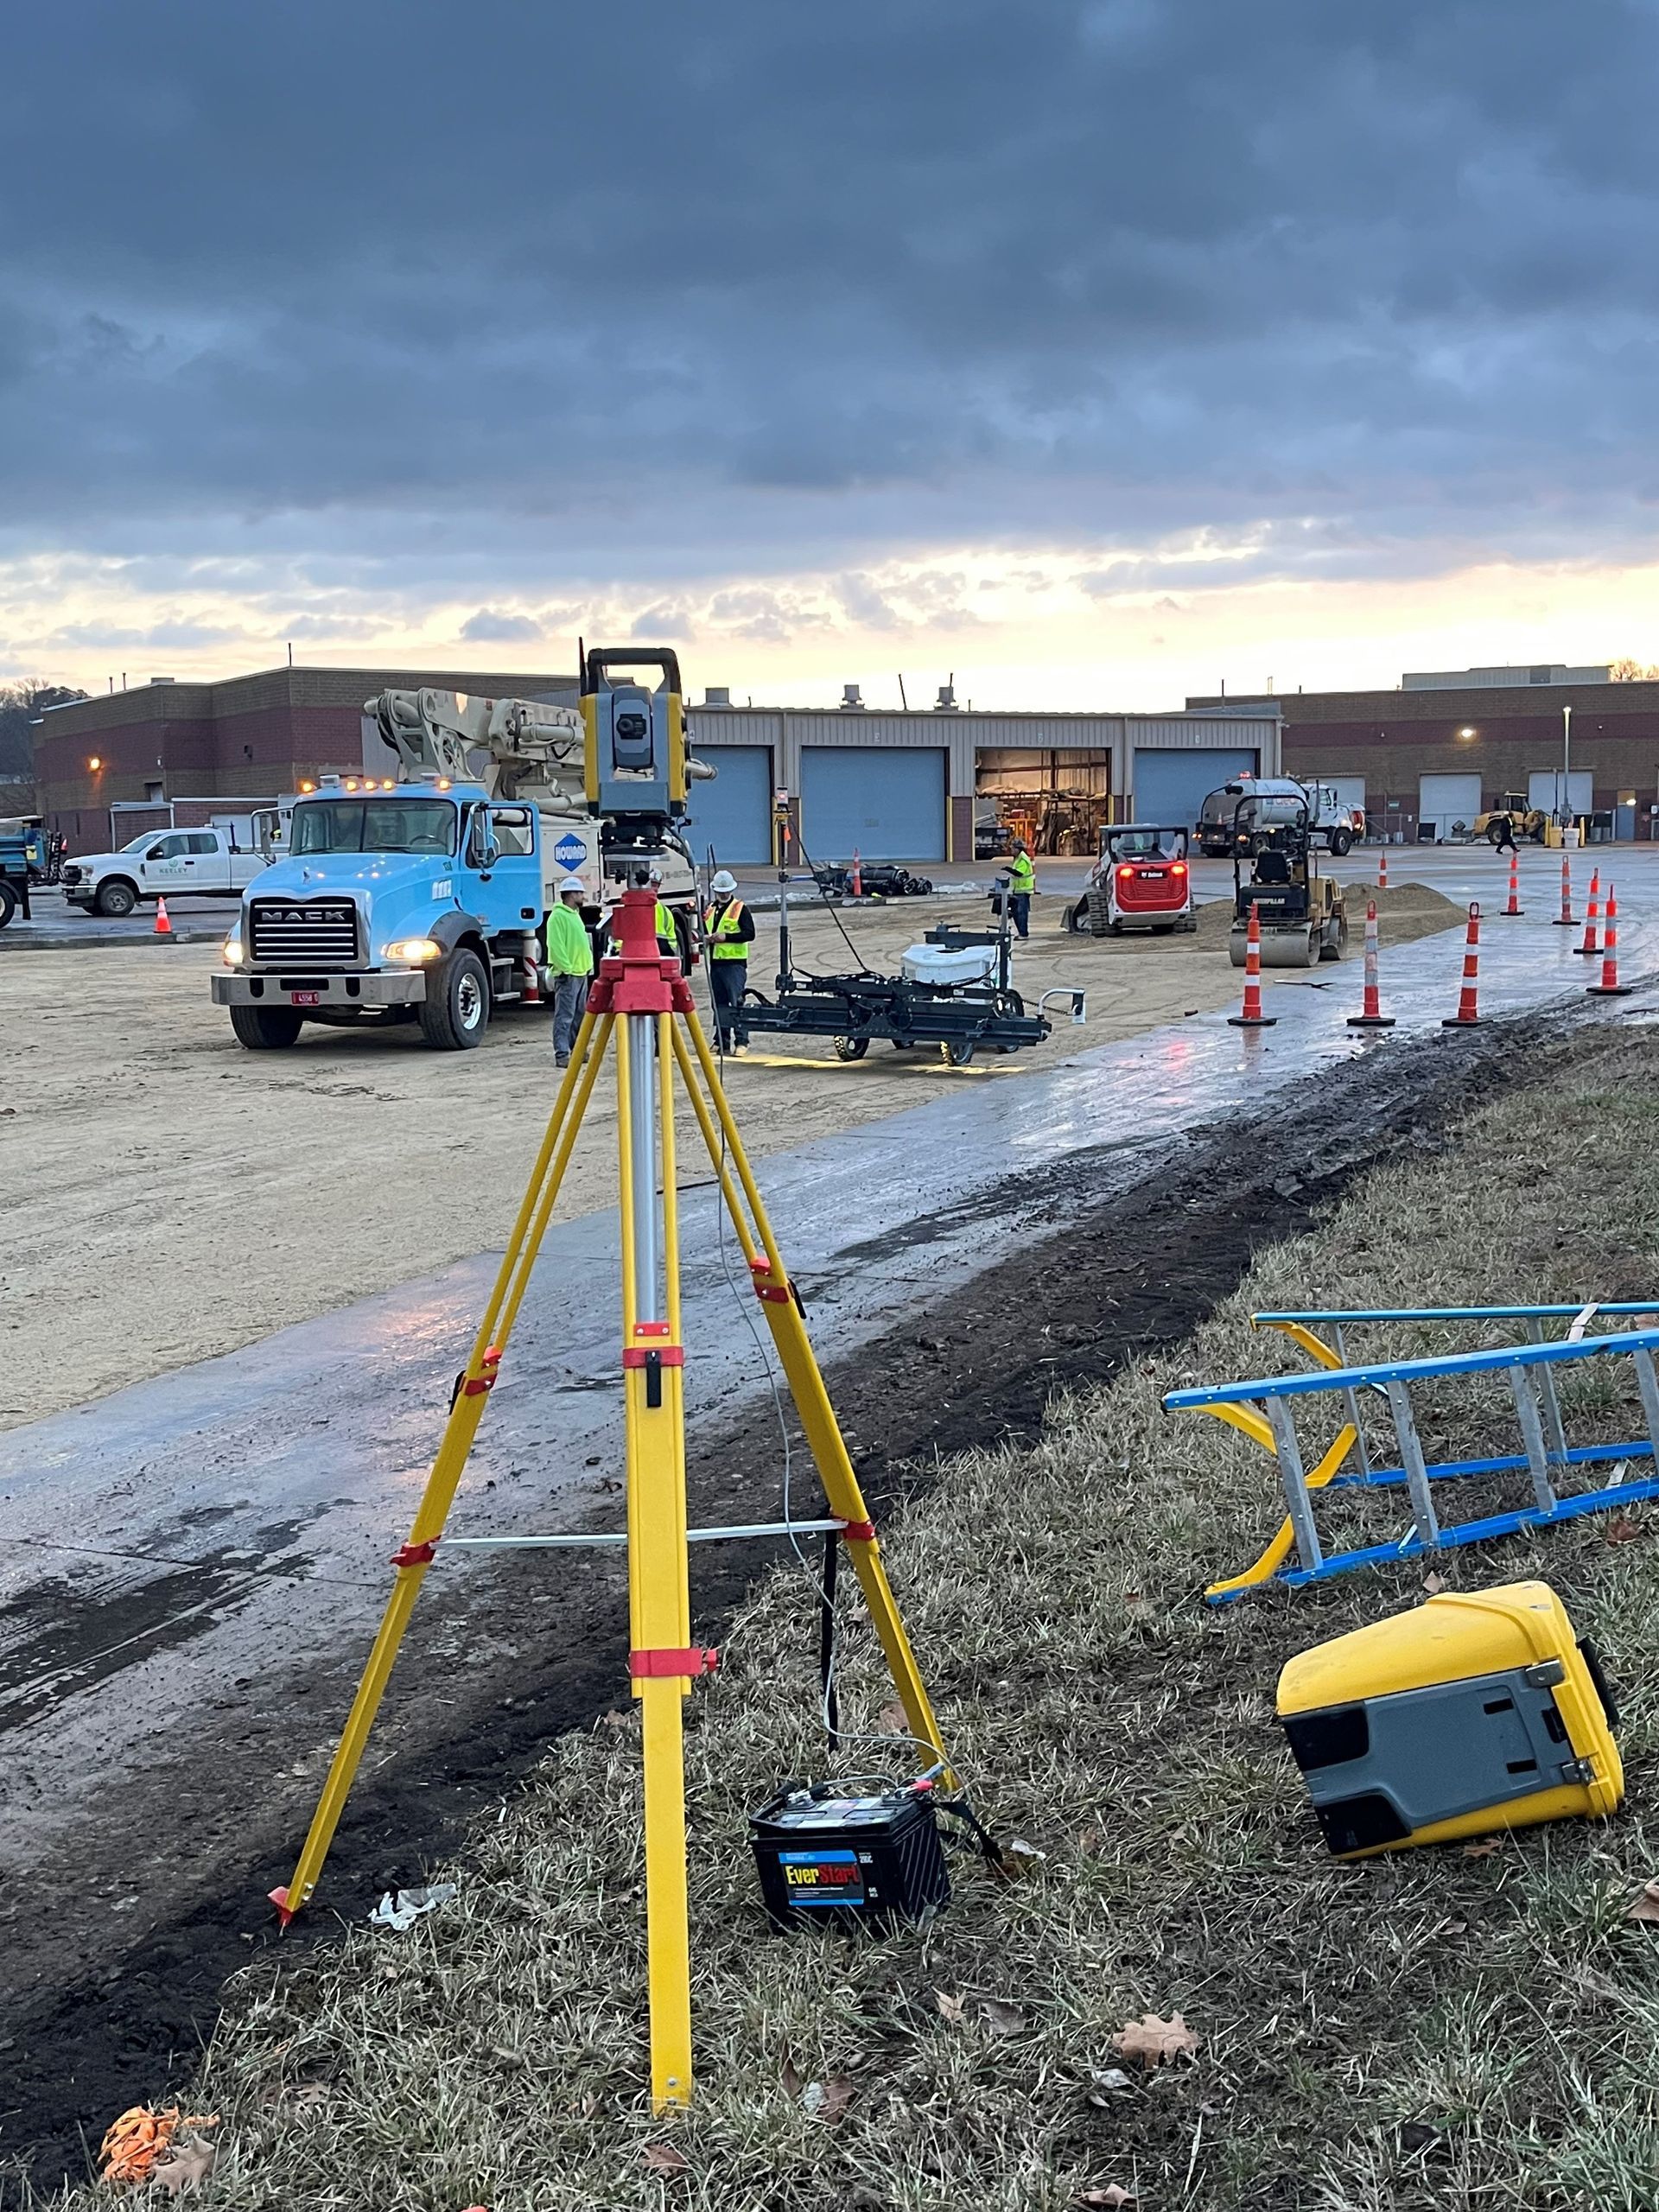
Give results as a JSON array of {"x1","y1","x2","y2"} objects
[{"x1": 683, "y1": 690, "x2": 1280, "y2": 865}]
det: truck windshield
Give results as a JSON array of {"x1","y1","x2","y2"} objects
[{"x1": 291, "y1": 799, "x2": 457, "y2": 856}]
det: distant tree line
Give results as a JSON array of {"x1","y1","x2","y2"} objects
[
  {"x1": 0, "y1": 679, "x2": 88, "y2": 787},
  {"x1": 1610, "y1": 658, "x2": 1659, "y2": 682}
]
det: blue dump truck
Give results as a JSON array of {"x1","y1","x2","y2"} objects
[
  {"x1": 0, "y1": 830, "x2": 34, "y2": 928},
  {"x1": 210, "y1": 655, "x2": 705, "y2": 1052}
]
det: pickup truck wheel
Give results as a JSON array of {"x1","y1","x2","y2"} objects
[
  {"x1": 418, "y1": 947, "x2": 490, "y2": 1051},
  {"x1": 229, "y1": 1005, "x2": 304, "y2": 1050},
  {"x1": 96, "y1": 879, "x2": 138, "y2": 918},
  {"x1": 1328, "y1": 828, "x2": 1354, "y2": 857}
]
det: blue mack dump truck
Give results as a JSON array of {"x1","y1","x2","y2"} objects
[{"x1": 211, "y1": 659, "x2": 706, "y2": 1052}]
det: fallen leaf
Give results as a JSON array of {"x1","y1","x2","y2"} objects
[
  {"x1": 976, "y1": 1998, "x2": 1027, "y2": 2037},
  {"x1": 1084, "y1": 2061, "x2": 1141, "y2": 2096},
  {"x1": 643, "y1": 2143, "x2": 690, "y2": 2173},
  {"x1": 1421, "y1": 1573, "x2": 1447, "y2": 1596},
  {"x1": 1604, "y1": 1515, "x2": 1647, "y2": 1545},
  {"x1": 933, "y1": 1990, "x2": 967, "y2": 2024},
  {"x1": 1122, "y1": 1590, "x2": 1148, "y2": 1611},
  {"x1": 1625, "y1": 1879, "x2": 1659, "y2": 1923},
  {"x1": 1462, "y1": 1839, "x2": 1502, "y2": 1859},
  {"x1": 1111, "y1": 2012, "x2": 1199, "y2": 2069},
  {"x1": 149, "y1": 2134, "x2": 217, "y2": 2196},
  {"x1": 812, "y1": 2075, "x2": 856, "y2": 2125},
  {"x1": 876, "y1": 1702, "x2": 910, "y2": 1735},
  {"x1": 780, "y1": 2052, "x2": 804, "y2": 2101},
  {"x1": 1076, "y1": 2188, "x2": 1135, "y2": 2209},
  {"x1": 995, "y1": 1837, "x2": 1047, "y2": 1881}
]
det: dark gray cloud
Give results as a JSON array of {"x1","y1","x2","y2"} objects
[{"x1": 2, "y1": 0, "x2": 1656, "y2": 594}]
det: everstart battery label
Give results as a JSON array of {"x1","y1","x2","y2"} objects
[{"x1": 780, "y1": 1848, "x2": 866, "y2": 1905}]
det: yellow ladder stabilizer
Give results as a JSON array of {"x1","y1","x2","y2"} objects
[{"x1": 1204, "y1": 1410, "x2": 1359, "y2": 1600}]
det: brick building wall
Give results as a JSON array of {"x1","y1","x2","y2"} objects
[
  {"x1": 35, "y1": 664, "x2": 574, "y2": 850},
  {"x1": 1187, "y1": 679, "x2": 1659, "y2": 834}
]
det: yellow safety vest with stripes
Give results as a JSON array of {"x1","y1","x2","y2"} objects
[
  {"x1": 1008, "y1": 852, "x2": 1035, "y2": 893},
  {"x1": 706, "y1": 898, "x2": 748, "y2": 959}
]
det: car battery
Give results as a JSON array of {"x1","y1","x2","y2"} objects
[
  {"x1": 749, "y1": 1781, "x2": 951, "y2": 1929},
  {"x1": 1278, "y1": 1580, "x2": 1622, "y2": 1859}
]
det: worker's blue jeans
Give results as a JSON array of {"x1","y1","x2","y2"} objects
[
  {"x1": 551, "y1": 972, "x2": 589, "y2": 1061},
  {"x1": 1009, "y1": 893, "x2": 1031, "y2": 938},
  {"x1": 709, "y1": 958, "x2": 750, "y2": 1046}
]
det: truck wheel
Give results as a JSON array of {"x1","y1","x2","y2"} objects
[
  {"x1": 418, "y1": 947, "x2": 490, "y2": 1051},
  {"x1": 96, "y1": 879, "x2": 138, "y2": 918},
  {"x1": 1328, "y1": 828, "x2": 1353, "y2": 857},
  {"x1": 229, "y1": 1004, "x2": 304, "y2": 1050},
  {"x1": 0, "y1": 882, "x2": 16, "y2": 928}
]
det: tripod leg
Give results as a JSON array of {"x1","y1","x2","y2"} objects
[
  {"x1": 677, "y1": 1011, "x2": 952, "y2": 1781},
  {"x1": 620, "y1": 1010, "x2": 696, "y2": 2109},
  {"x1": 272, "y1": 1015, "x2": 613, "y2": 1923}
]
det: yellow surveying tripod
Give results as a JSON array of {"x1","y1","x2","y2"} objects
[{"x1": 270, "y1": 887, "x2": 950, "y2": 2110}]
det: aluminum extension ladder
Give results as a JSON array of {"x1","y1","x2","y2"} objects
[{"x1": 1164, "y1": 1303, "x2": 1659, "y2": 1602}]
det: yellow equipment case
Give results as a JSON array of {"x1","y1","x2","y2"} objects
[{"x1": 1277, "y1": 1581, "x2": 1622, "y2": 1858}]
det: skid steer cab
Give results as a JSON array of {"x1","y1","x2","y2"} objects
[
  {"x1": 1068, "y1": 823, "x2": 1195, "y2": 938},
  {"x1": 1227, "y1": 788, "x2": 1348, "y2": 969}
]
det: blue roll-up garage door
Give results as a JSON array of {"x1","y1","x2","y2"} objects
[
  {"x1": 801, "y1": 746, "x2": 945, "y2": 862},
  {"x1": 685, "y1": 745, "x2": 773, "y2": 866},
  {"x1": 1134, "y1": 747, "x2": 1260, "y2": 830}
]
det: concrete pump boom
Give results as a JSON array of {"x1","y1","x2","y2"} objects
[{"x1": 366, "y1": 687, "x2": 588, "y2": 813}]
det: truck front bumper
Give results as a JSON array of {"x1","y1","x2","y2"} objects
[{"x1": 212, "y1": 969, "x2": 428, "y2": 1008}]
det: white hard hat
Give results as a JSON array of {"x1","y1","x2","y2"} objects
[
  {"x1": 558, "y1": 876, "x2": 586, "y2": 897},
  {"x1": 648, "y1": 866, "x2": 663, "y2": 884},
  {"x1": 710, "y1": 869, "x2": 738, "y2": 894}
]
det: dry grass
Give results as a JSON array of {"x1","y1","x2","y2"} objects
[{"x1": 36, "y1": 1026, "x2": 1659, "y2": 2211}]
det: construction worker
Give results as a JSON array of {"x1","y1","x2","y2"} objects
[
  {"x1": 1007, "y1": 840, "x2": 1036, "y2": 938},
  {"x1": 605, "y1": 868, "x2": 680, "y2": 961},
  {"x1": 1491, "y1": 810, "x2": 1519, "y2": 859},
  {"x1": 704, "y1": 868, "x2": 755, "y2": 1051},
  {"x1": 544, "y1": 877, "x2": 594, "y2": 1067}
]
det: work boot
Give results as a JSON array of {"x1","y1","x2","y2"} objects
[{"x1": 556, "y1": 1053, "x2": 569, "y2": 1068}]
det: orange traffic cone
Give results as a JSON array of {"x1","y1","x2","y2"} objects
[
  {"x1": 520, "y1": 950, "x2": 542, "y2": 1004},
  {"x1": 1575, "y1": 869, "x2": 1601, "y2": 955},
  {"x1": 1442, "y1": 902, "x2": 1482, "y2": 1027},
  {"x1": 1346, "y1": 899, "x2": 1395, "y2": 1028},
  {"x1": 1228, "y1": 904, "x2": 1277, "y2": 1028},
  {"x1": 1587, "y1": 884, "x2": 1634, "y2": 997},
  {"x1": 1377, "y1": 847, "x2": 1389, "y2": 894},
  {"x1": 1552, "y1": 852, "x2": 1574, "y2": 927},
  {"x1": 154, "y1": 896, "x2": 175, "y2": 939},
  {"x1": 851, "y1": 848, "x2": 863, "y2": 898},
  {"x1": 1500, "y1": 847, "x2": 1523, "y2": 916}
]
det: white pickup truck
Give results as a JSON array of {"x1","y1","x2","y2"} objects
[{"x1": 60, "y1": 823, "x2": 277, "y2": 918}]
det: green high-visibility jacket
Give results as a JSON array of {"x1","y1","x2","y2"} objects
[
  {"x1": 705, "y1": 897, "x2": 753, "y2": 958},
  {"x1": 543, "y1": 903, "x2": 594, "y2": 976},
  {"x1": 1008, "y1": 852, "x2": 1036, "y2": 893}
]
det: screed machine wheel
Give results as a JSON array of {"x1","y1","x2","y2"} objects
[
  {"x1": 833, "y1": 1035, "x2": 869, "y2": 1060},
  {"x1": 418, "y1": 947, "x2": 490, "y2": 1051},
  {"x1": 229, "y1": 1004, "x2": 304, "y2": 1050}
]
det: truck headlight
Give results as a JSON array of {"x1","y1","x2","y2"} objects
[
  {"x1": 383, "y1": 937, "x2": 441, "y2": 963},
  {"x1": 222, "y1": 937, "x2": 245, "y2": 967}
]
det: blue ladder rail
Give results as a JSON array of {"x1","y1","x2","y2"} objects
[{"x1": 1165, "y1": 1328, "x2": 1659, "y2": 1599}]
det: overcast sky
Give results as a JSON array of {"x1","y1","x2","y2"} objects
[{"x1": 3, "y1": 0, "x2": 1657, "y2": 705}]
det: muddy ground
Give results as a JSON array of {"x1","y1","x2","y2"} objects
[
  {"x1": 0, "y1": 998, "x2": 1562, "y2": 2202},
  {"x1": 0, "y1": 884, "x2": 1457, "y2": 1433}
]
